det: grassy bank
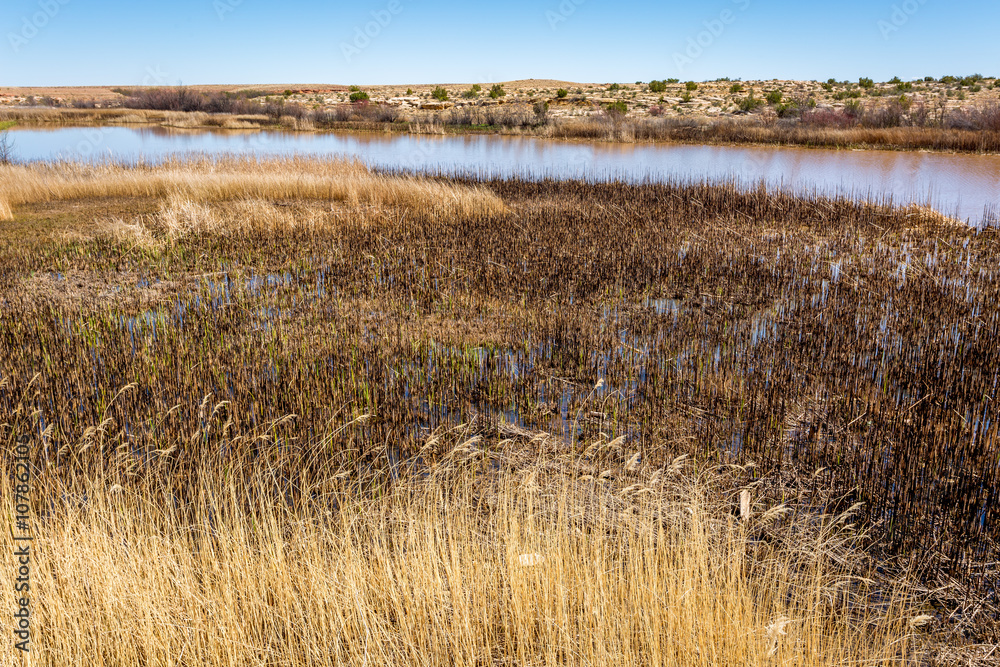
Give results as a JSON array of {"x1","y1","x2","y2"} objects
[
  {"x1": 5, "y1": 104, "x2": 1000, "y2": 154},
  {"x1": 1, "y1": 157, "x2": 998, "y2": 662}
]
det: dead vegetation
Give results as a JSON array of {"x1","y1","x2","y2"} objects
[
  {"x1": 1, "y1": 161, "x2": 998, "y2": 663},
  {"x1": 0, "y1": 156, "x2": 506, "y2": 222}
]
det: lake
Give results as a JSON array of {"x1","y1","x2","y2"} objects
[{"x1": 8, "y1": 125, "x2": 1000, "y2": 224}]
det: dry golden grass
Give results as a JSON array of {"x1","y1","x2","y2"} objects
[
  {"x1": 0, "y1": 156, "x2": 506, "y2": 222},
  {"x1": 104, "y1": 195, "x2": 407, "y2": 247},
  {"x1": 0, "y1": 425, "x2": 926, "y2": 667}
]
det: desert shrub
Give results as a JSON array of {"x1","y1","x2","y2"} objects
[
  {"x1": 349, "y1": 91, "x2": 370, "y2": 103},
  {"x1": 801, "y1": 108, "x2": 858, "y2": 129},
  {"x1": 533, "y1": 100, "x2": 549, "y2": 122},
  {"x1": 364, "y1": 103, "x2": 400, "y2": 122},
  {"x1": 766, "y1": 90, "x2": 783, "y2": 105},
  {"x1": 443, "y1": 105, "x2": 539, "y2": 128},
  {"x1": 738, "y1": 91, "x2": 765, "y2": 112},
  {"x1": 944, "y1": 103, "x2": 1000, "y2": 131},
  {"x1": 431, "y1": 87, "x2": 449, "y2": 101},
  {"x1": 312, "y1": 102, "x2": 399, "y2": 126},
  {"x1": 833, "y1": 90, "x2": 863, "y2": 100},
  {"x1": 648, "y1": 80, "x2": 667, "y2": 93},
  {"x1": 312, "y1": 108, "x2": 350, "y2": 126},
  {"x1": 267, "y1": 100, "x2": 308, "y2": 120},
  {"x1": 729, "y1": 83, "x2": 744, "y2": 93},
  {"x1": 605, "y1": 100, "x2": 628, "y2": 117},
  {"x1": 120, "y1": 87, "x2": 266, "y2": 115},
  {"x1": 863, "y1": 100, "x2": 905, "y2": 128},
  {"x1": 775, "y1": 101, "x2": 799, "y2": 118},
  {"x1": 685, "y1": 81, "x2": 698, "y2": 91},
  {"x1": 556, "y1": 88, "x2": 568, "y2": 98},
  {"x1": 822, "y1": 82, "x2": 834, "y2": 92},
  {"x1": 608, "y1": 83, "x2": 621, "y2": 91},
  {"x1": 844, "y1": 100, "x2": 863, "y2": 117},
  {"x1": 489, "y1": 84, "x2": 505, "y2": 99},
  {"x1": 859, "y1": 77, "x2": 875, "y2": 89},
  {"x1": 680, "y1": 93, "x2": 692, "y2": 104},
  {"x1": 665, "y1": 78, "x2": 679, "y2": 84},
  {"x1": 0, "y1": 122, "x2": 15, "y2": 165}
]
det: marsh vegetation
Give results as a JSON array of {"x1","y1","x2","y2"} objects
[{"x1": 1, "y1": 157, "x2": 997, "y2": 664}]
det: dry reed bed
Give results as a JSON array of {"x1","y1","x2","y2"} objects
[
  {"x1": 546, "y1": 116, "x2": 1000, "y2": 152},
  {"x1": 1, "y1": 167, "x2": 999, "y2": 653},
  {"x1": 0, "y1": 156, "x2": 506, "y2": 221},
  {"x1": 0, "y1": 402, "x2": 924, "y2": 666}
]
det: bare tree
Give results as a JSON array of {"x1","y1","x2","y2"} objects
[{"x1": 0, "y1": 124, "x2": 14, "y2": 165}]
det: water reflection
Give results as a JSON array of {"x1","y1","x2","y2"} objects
[{"x1": 9, "y1": 125, "x2": 1000, "y2": 223}]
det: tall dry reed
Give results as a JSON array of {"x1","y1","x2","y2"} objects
[
  {"x1": 0, "y1": 156, "x2": 506, "y2": 221},
  {"x1": 0, "y1": 419, "x2": 924, "y2": 666}
]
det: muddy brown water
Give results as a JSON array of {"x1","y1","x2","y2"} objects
[{"x1": 9, "y1": 125, "x2": 1000, "y2": 224}]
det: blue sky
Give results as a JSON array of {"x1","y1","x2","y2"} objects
[{"x1": 2, "y1": 0, "x2": 997, "y2": 86}]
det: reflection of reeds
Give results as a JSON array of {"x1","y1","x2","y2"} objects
[{"x1": 0, "y1": 156, "x2": 506, "y2": 221}]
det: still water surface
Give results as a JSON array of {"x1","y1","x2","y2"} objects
[{"x1": 10, "y1": 125, "x2": 1000, "y2": 224}]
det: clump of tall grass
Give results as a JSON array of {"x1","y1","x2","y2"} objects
[
  {"x1": 106, "y1": 195, "x2": 358, "y2": 246},
  {"x1": 0, "y1": 156, "x2": 506, "y2": 221},
  {"x1": 0, "y1": 415, "x2": 926, "y2": 666}
]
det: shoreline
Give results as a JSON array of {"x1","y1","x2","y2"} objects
[{"x1": 4, "y1": 106, "x2": 1000, "y2": 156}]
